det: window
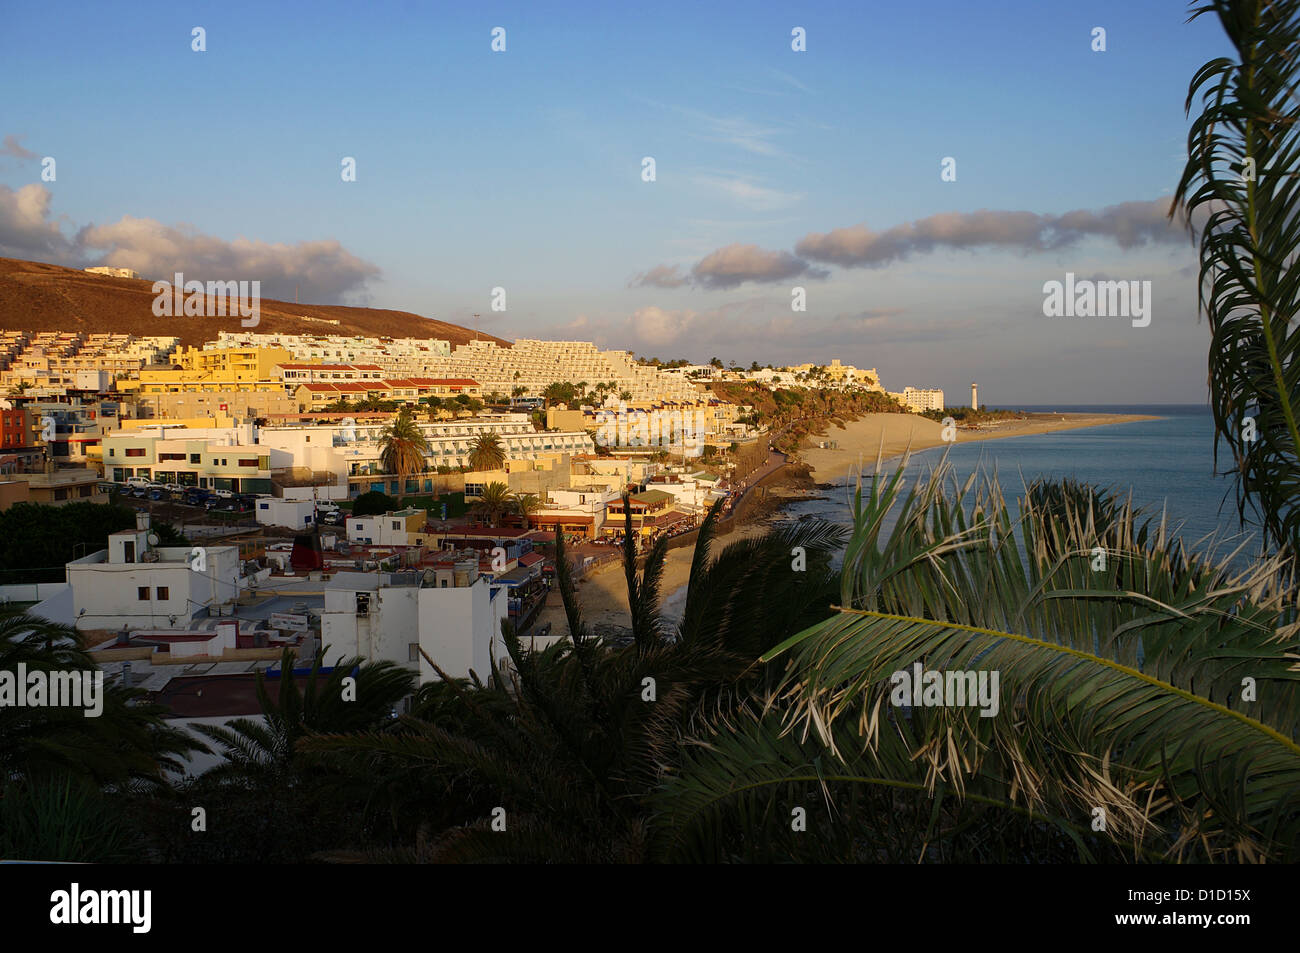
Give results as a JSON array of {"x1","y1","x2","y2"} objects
[
  {"x1": 391, "y1": 520, "x2": 400, "y2": 531},
  {"x1": 190, "y1": 454, "x2": 201, "y2": 464},
  {"x1": 137, "y1": 587, "x2": 149, "y2": 601},
  {"x1": 79, "y1": 486, "x2": 92, "y2": 497},
  {"x1": 109, "y1": 448, "x2": 115, "y2": 457},
  {"x1": 156, "y1": 587, "x2": 169, "y2": 600},
  {"x1": 53, "y1": 488, "x2": 67, "y2": 500},
  {"x1": 125, "y1": 447, "x2": 145, "y2": 457},
  {"x1": 238, "y1": 458, "x2": 257, "y2": 468}
]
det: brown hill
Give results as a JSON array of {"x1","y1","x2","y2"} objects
[{"x1": 0, "y1": 257, "x2": 510, "y2": 349}]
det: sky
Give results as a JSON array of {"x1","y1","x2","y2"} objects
[{"x1": 0, "y1": 0, "x2": 1233, "y2": 405}]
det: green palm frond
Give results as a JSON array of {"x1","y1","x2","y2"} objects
[
  {"x1": 652, "y1": 700, "x2": 1145, "y2": 863},
  {"x1": 740, "y1": 456, "x2": 1300, "y2": 861},
  {"x1": 1173, "y1": 0, "x2": 1300, "y2": 552}
]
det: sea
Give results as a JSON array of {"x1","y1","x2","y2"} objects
[
  {"x1": 661, "y1": 405, "x2": 1260, "y2": 623},
  {"x1": 774, "y1": 404, "x2": 1263, "y2": 562}
]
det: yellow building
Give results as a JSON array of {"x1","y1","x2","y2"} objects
[
  {"x1": 123, "y1": 346, "x2": 293, "y2": 397},
  {"x1": 175, "y1": 345, "x2": 292, "y2": 379}
]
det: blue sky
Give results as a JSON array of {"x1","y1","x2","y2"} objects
[{"x1": 0, "y1": 0, "x2": 1231, "y2": 404}]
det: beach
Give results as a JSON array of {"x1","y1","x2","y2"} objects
[
  {"x1": 537, "y1": 411, "x2": 1159, "y2": 634},
  {"x1": 801, "y1": 411, "x2": 1161, "y2": 483}
]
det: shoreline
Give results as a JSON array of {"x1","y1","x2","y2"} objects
[
  {"x1": 800, "y1": 411, "x2": 1161, "y2": 484},
  {"x1": 538, "y1": 410, "x2": 1160, "y2": 634}
]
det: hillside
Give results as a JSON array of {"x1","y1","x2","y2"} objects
[{"x1": 0, "y1": 257, "x2": 510, "y2": 348}]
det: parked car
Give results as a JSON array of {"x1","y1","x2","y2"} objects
[
  {"x1": 148, "y1": 488, "x2": 165, "y2": 501},
  {"x1": 184, "y1": 489, "x2": 209, "y2": 505},
  {"x1": 211, "y1": 488, "x2": 234, "y2": 499},
  {"x1": 125, "y1": 476, "x2": 151, "y2": 489},
  {"x1": 165, "y1": 483, "x2": 185, "y2": 494},
  {"x1": 130, "y1": 486, "x2": 149, "y2": 498}
]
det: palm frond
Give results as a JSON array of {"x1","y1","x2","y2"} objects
[{"x1": 1173, "y1": 0, "x2": 1300, "y2": 551}]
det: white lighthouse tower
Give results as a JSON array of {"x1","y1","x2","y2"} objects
[{"x1": 971, "y1": 382, "x2": 978, "y2": 410}]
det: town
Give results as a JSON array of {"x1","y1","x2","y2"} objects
[{"x1": 0, "y1": 318, "x2": 943, "y2": 773}]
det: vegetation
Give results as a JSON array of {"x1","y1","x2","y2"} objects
[
  {"x1": 921, "y1": 406, "x2": 1027, "y2": 425},
  {"x1": 0, "y1": 502, "x2": 187, "y2": 584},
  {"x1": 513, "y1": 492, "x2": 543, "y2": 529},
  {"x1": 350, "y1": 490, "x2": 398, "y2": 516},
  {"x1": 1173, "y1": 0, "x2": 1300, "y2": 554},
  {"x1": 296, "y1": 502, "x2": 845, "y2": 861},
  {"x1": 468, "y1": 433, "x2": 506, "y2": 471},
  {"x1": 471, "y1": 482, "x2": 513, "y2": 526},
  {"x1": 379, "y1": 409, "x2": 429, "y2": 499}
]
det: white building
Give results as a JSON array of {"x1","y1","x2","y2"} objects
[
  {"x1": 255, "y1": 498, "x2": 316, "y2": 530},
  {"x1": 890, "y1": 387, "x2": 945, "y2": 413},
  {"x1": 346, "y1": 509, "x2": 423, "y2": 546},
  {"x1": 321, "y1": 563, "x2": 510, "y2": 683},
  {"x1": 259, "y1": 417, "x2": 594, "y2": 488},
  {"x1": 644, "y1": 472, "x2": 725, "y2": 513},
  {"x1": 65, "y1": 514, "x2": 242, "y2": 630},
  {"x1": 84, "y1": 266, "x2": 142, "y2": 279}
]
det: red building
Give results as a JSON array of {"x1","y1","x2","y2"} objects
[{"x1": 0, "y1": 408, "x2": 31, "y2": 450}]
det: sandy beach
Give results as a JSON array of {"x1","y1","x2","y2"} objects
[
  {"x1": 533, "y1": 521, "x2": 770, "y2": 636},
  {"x1": 801, "y1": 411, "x2": 1161, "y2": 483},
  {"x1": 537, "y1": 410, "x2": 1159, "y2": 634}
]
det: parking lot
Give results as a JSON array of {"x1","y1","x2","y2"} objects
[
  {"x1": 105, "y1": 482, "x2": 346, "y2": 534},
  {"x1": 105, "y1": 482, "x2": 262, "y2": 528}
]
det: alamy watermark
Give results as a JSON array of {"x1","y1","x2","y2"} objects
[
  {"x1": 50, "y1": 883, "x2": 150, "y2": 933},
  {"x1": 0, "y1": 665, "x2": 104, "y2": 717},
  {"x1": 1042, "y1": 272, "x2": 1151, "y2": 328},
  {"x1": 593, "y1": 402, "x2": 710, "y2": 456},
  {"x1": 152, "y1": 271, "x2": 261, "y2": 327},
  {"x1": 889, "y1": 663, "x2": 1000, "y2": 717}
]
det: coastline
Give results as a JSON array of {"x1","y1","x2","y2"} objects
[
  {"x1": 801, "y1": 411, "x2": 1161, "y2": 483},
  {"x1": 539, "y1": 410, "x2": 1160, "y2": 634}
]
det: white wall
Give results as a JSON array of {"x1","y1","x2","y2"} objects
[
  {"x1": 256, "y1": 498, "x2": 315, "y2": 529},
  {"x1": 68, "y1": 546, "x2": 241, "y2": 630},
  {"x1": 321, "y1": 575, "x2": 507, "y2": 683},
  {"x1": 419, "y1": 578, "x2": 507, "y2": 682}
]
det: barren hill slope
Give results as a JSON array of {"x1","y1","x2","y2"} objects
[{"x1": 0, "y1": 257, "x2": 510, "y2": 348}]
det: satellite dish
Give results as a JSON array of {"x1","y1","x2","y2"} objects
[{"x1": 147, "y1": 532, "x2": 159, "y2": 546}]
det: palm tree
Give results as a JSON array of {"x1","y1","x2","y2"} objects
[
  {"x1": 196, "y1": 648, "x2": 415, "y2": 783},
  {"x1": 156, "y1": 649, "x2": 416, "y2": 864},
  {"x1": 653, "y1": 456, "x2": 1300, "y2": 862},
  {"x1": 300, "y1": 501, "x2": 845, "y2": 862},
  {"x1": 513, "y1": 492, "x2": 543, "y2": 530},
  {"x1": 473, "y1": 481, "x2": 512, "y2": 526},
  {"x1": 379, "y1": 409, "x2": 428, "y2": 499},
  {"x1": 468, "y1": 433, "x2": 506, "y2": 471},
  {"x1": 0, "y1": 610, "x2": 198, "y2": 788},
  {"x1": 1173, "y1": 0, "x2": 1300, "y2": 553},
  {"x1": 543, "y1": 382, "x2": 575, "y2": 408}
]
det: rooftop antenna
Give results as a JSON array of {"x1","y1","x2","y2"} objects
[{"x1": 472, "y1": 313, "x2": 480, "y2": 342}]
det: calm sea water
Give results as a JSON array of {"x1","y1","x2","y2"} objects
[{"x1": 774, "y1": 405, "x2": 1262, "y2": 560}]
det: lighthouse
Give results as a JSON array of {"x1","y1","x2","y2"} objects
[{"x1": 971, "y1": 382, "x2": 978, "y2": 410}]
